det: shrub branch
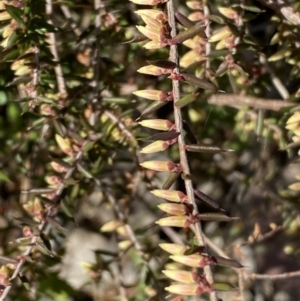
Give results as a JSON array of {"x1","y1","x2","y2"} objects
[{"x1": 167, "y1": 1, "x2": 217, "y2": 300}]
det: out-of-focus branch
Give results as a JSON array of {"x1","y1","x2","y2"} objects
[
  {"x1": 259, "y1": 54, "x2": 290, "y2": 100},
  {"x1": 208, "y1": 94, "x2": 295, "y2": 111},
  {"x1": 60, "y1": 5, "x2": 82, "y2": 36},
  {"x1": 91, "y1": 0, "x2": 102, "y2": 107},
  {"x1": 46, "y1": 0, "x2": 67, "y2": 98},
  {"x1": 258, "y1": 0, "x2": 300, "y2": 26}
]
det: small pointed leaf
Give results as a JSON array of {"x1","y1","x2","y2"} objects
[
  {"x1": 123, "y1": 34, "x2": 148, "y2": 44},
  {"x1": 213, "y1": 256, "x2": 243, "y2": 268},
  {"x1": 165, "y1": 283, "x2": 212, "y2": 296},
  {"x1": 214, "y1": 282, "x2": 238, "y2": 291},
  {"x1": 139, "y1": 131, "x2": 180, "y2": 141},
  {"x1": 183, "y1": 121, "x2": 198, "y2": 144},
  {"x1": 181, "y1": 73, "x2": 218, "y2": 91},
  {"x1": 147, "y1": 60, "x2": 177, "y2": 69},
  {"x1": 136, "y1": 101, "x2": 168, "y2": 121},
  {"x1": 5, "y1": 5, "x2": 24, "y2": 25},
  {"x1": 169, "y1": 22, "x2": 206, "y2": 44},
  {"x1": 175, "y1": 93, "x2": 199, "y2": 108},
  {"x1": 199, "y1": 213, "x2": 239, "y2": 222},
  {"x1": 186, "y1": 144, "x2": 234, "y2": 153},
  {"x1": 175, "y1": 12, "x2": 195, "y2": 29},
  {"x1": 194, "y1": 189, "x2": 224, "y2": 211},
  {"x1": 162, "y1": 172, "x2": 181, "y2": 189},
  {"x1": 40, "y1": 233, "x2": 52, "y2": 251}
]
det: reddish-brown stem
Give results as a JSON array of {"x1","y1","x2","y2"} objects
[{"x1": 166, "y1": 1, "x2": 217, "y2": 301}]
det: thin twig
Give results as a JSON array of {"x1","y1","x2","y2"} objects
[
  {"x1": 104, "y1": 111, "x2": 136, "y2": 144},
  {"x1": 204, "y1": 235, "x2": 229, "y2": 258},
  {"x1": 60, "y1": 5, "x2": 82, "y2": 37},
  {"x1": 248, "y1": 270, "x2": 300, "y2": 280},
  {"x1": 208, "y1": 94, "x2": 295, "y2": 111},
  {"x1": 46, "y1": 0, "x2": 67, "y2": 98},
  {"x1": 167, "y1": 2, "x2": 217, "y2": 301},
  {"x1": 238, "y1": 270, "x2": 246, "y2": 301}
]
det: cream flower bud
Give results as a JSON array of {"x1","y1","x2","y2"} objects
[{"x1": 151, "y1": 189, "x2": 187, "y2": 202}]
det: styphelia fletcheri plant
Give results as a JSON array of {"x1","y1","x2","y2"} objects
[{"x1": 130, "y1": 0, "x2": 242, "y2": 299}]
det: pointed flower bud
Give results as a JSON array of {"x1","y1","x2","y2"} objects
[
  {"x1": 140, "y1": 161, "x2": 182, "y2": 172},
  {"x1": 158, "y1": 203, "x2": 190, "y2": 215},
  {"x1": 170, "y1": 254, "x2": 215, "y2": 268},
  {"x1": 40, "y1": 104, "x2": 56, "y2": 116},
  {"x1": 286, "y1": 112, "x2": 300, "y2": 130},
  {"x1": 100, "y1": 220, "x2": 123, "y2": 232},
  {"x1": 135, "y1": 9, "x2": 167, "y2": 23},
  {"x1": 116, "y1": 225, "x2": 129, "y2": 236},
  {"x1": 139, "y1": 15, "x2": 164, "y2": 31},
  {"x1": 289, "y1": 182, "x2": 300, "y2": 191},
  {"x1": 165, "y1": 283, "x2": 212, "y2": 296},
  {"x1": 0, "y1": 265, "x2": 11, "y2": 287},
  {"x1": 143, "y1": 40, "x2": 168, "y2": 49},
  {"x1": 188, "y1": 11, "x2": 205, "y2": 21},
  {"x1": 55, "y1": 134, "x2": 73, "y2": 156},
  {"x1": 156, "y1": 215, "x2": 191, "y2": 227},
  {"x1": 215, "y1": 38, "x2": 227, "y2": 50},
  {"x1": 163, "y1": 270, "x2": 197, "y2": 283},
  {"x1": 133, "y1": 89, "x2": 172, "y2": 101},
  {"x1": 23, "y1": 198, "x2": 43, "y2": 220},
  {"x1": 45, "y1": 175, "x2": 63, "y2": 187},
  {"x1": 50, "y1": 162, "x2": 69, "y2": 173},
  {"x1": 218, "y1": 7, "x2": 239, "y2": 19},
  {"x1": 186, "y1": 1, "x2": 203, "y2": 10},
  {"x1": 23, "y1": 226, "x2": 35, "y2": 238},
  {"x1": 268, "y1": 48, "x2": 292, "y2": 62},
  {"x1": 140, "y1": 140, "x2": 169, "y2": 154},
  {"x1": 209, "y1": 26, "x2": 231, "y2": 42},
  {"x1": 118, "y1": 240, "x2": 132, "y2": 250},
  {"x1": 0, "y1": 11, "x2": 12, "y2": 21},
  {"x1": 136, "y1": 25, "x2": 165, "y2": 42},
  {"x1": 151, "y1": 189, "x2": 187, "y2": 202},
  {"x1": 138, "y1": 119, "x2": 175, "y2": 131},
  {"x1": 181, "y1": 50, "x2": 205, "y2": 68},
  {"x1": 159, "y1": 243, "x2": 190, "y2": 255},
  {"x1": 137, "y1": 65, "x2": 172, "y2": 76}
]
